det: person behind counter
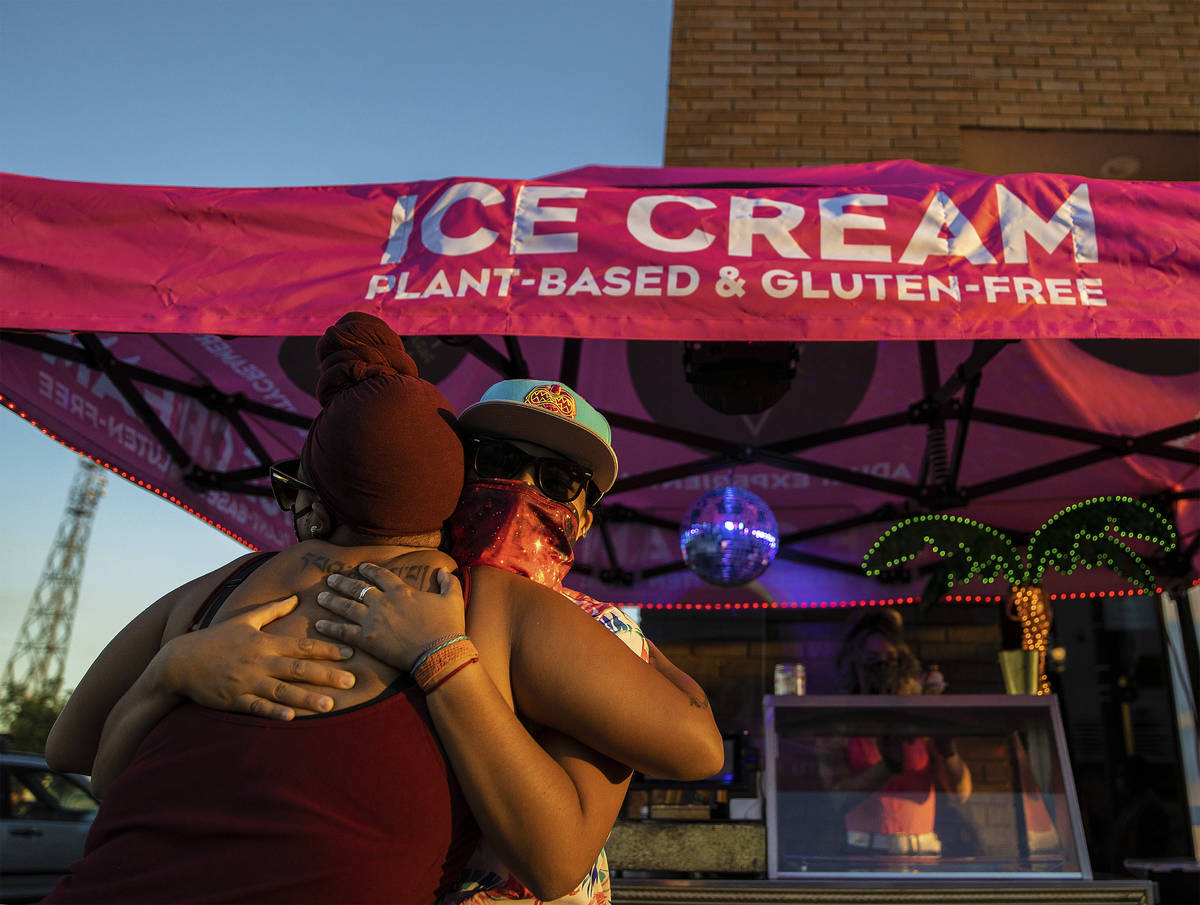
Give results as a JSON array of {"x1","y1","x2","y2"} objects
[{"x1": 818, "y1": 609, "x2": 971, "y2": 857}]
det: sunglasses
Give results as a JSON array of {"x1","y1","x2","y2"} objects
[
  {"x1": 269, "y1": 459, "x2": 317, "y2": 511},
  {"x1": 469, "y1": 437, "x2": 603, "y2": 508}
]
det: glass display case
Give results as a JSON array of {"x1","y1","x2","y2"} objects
[{"x1": 765, "y1": 694, "x2": 1091, "y2": 880}]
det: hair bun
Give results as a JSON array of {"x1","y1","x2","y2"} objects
[
  {"x1": 315, "y1": 312, "x2": 418, "y2": 405},
  {"x1": 301, "y1": 311, "x2": 463, "y2": 537}
]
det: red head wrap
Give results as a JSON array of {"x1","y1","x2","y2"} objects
[{"x1": 301, "y1": 312, "x2": 463, "y2": 536}]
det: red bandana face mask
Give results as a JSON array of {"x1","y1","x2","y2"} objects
[{"x1": 446, "y1": 479, "x2": 579, "y2": 589}]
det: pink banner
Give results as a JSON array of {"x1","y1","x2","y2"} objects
[{"x1": 3, "y1": 162, "x2": 1198, "y2": 340}]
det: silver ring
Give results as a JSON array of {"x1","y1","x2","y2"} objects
[{"x1": 357, "y1": 584, "x2": 372, "y2": 603}]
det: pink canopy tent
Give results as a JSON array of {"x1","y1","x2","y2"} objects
[{"x1": 2, "y1": 161, "x2": 1197, "y2": 606}]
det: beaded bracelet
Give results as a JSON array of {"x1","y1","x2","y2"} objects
[
  {"x1": 423, "y1": 656, "x2": 480, "y2": 694},
  {"x1": 415, "y1": 643, "x2": 478, "y2": 692},
  {"x1": 409, "y1": 634, "x2": 468, "y2": 674},
  {"x1": 413, "y1": 638, "x2": 479, "y2": 691}
]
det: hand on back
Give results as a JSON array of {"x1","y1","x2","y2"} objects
[
  {"x1": 316, "y1": 562, "x2": 466, "y2": 671},
  {"x1": 163, "y1": 595, "x2": 356, "y2": 720}
]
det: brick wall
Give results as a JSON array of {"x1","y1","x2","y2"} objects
[{"x1": 665, "y1": 0, "x2": 1200, "y2": 168}]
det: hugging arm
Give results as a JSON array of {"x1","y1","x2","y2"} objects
[
  {"x1": 88, "y1": 596, "x2": 356, "y2": 797},
  {"x1": 647, "y1": 639, "x2": 710, "y2": 712},
  {"x1": 425, "y1": 658, "x2": 632, "y2": 898},
  {"x1": 45, "y1": 587, "x2": 182, "y2": 780},
  {"x1": 46, "y1": 555, "x2": 353, "y2": 794},
  {"x1": 43, "y1": 556, "x2": 254, "y2": 782},
  {"x1": 501, "y1": 570, "x2": 724, "y2": 781}
]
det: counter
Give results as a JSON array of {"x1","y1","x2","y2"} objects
[{"x1": 611, "y1": 877, "x2": 1154, "y2": 904}]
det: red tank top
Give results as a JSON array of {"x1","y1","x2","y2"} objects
[
  {"x1": 47, "y1": 558, "x2": 479, "y2": 904},
  {"x1": 844, "y1": 736, "x2": 936, "y2": 835}
]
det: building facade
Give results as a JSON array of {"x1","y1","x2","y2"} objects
[{"x1": 665, "y1": 0, "x2": 1199, "y2": 178}]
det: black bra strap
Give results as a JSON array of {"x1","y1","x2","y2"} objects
[{"x1": 189, "y1": 552, "x2": 276, "y2": 631}]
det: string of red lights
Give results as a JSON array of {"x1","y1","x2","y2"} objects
[
  {"x1": 7, "y1": 393, "x2": 1195, "y2": 611},
  {"x1": 3, "y1": 394, "x2": 256, "y2": 550}
]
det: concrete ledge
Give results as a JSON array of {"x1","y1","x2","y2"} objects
[{"x1": 607, "y1": 820, "x2": 766, "y2": 874}]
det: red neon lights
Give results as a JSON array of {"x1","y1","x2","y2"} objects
[{"x1": 609, "y1": 586, "x2": 1168, "y2": 610}]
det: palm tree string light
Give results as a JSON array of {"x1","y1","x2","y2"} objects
[{"x1": 861, "y1": 496, "x2": 1177, "y2": 695}]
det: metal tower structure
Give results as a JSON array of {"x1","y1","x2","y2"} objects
[{"x1": 2, "y1": 459, "x2": 107, "y2": 715}]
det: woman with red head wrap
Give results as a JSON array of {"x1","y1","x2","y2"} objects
[
  {"x1": 45, "y1": 313, "x2": 722, "y2": 904},
  {"x1": 302, "y1": 311, "x2": 463, "y2": 537}
]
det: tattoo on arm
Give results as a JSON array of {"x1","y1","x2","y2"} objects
[{"x1": 690, "y1": 694, "x2": 710, "y2": 710}]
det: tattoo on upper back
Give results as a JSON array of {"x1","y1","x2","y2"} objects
[
  {"x1": 301, "y1": 551, "x2": 439, "y2": 591},
  {"x1": 301, "y1": 551, "x2": 348, "y2": 575},
  {"x1": 396, "y1": 563, "x2": 435, "y2": 592}
]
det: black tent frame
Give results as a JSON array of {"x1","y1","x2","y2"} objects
[{"x1": 3, "y1": 330, "x2": 1197, "y2": 593}]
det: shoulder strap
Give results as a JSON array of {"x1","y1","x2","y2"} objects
[{"x1": 189, "y1": 551, "x2": 276, "y2": 631}]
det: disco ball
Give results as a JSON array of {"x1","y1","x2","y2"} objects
[{"x1": 680, "y1": 486, "x2": 779, "y2": 587}]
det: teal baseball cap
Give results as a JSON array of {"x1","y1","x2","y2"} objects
[{"x1": 457, "y1": 379, "x2": 618, "y2": 493}]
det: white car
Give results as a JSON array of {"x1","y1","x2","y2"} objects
[{"x1": 1, "y1": 749, "x2": 98, "y2": 903}]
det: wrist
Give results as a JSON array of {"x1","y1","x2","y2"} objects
[
  {"x1": 409, "y1": 634, "x2": 469, "y2": 673},
  {"x1": 150, "y1": 637, "x2": 190, "y2": 702},
  {"x1": 422, "y1": 657, "x2": 479, "y2": 694},
  {"x1": 413, "y1": 637, "x2": 479, "y2": 692}
]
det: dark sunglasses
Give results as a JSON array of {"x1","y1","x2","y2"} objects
[
  {"x1": 269, "y1": 459, "x2": 317, "y2": 511},
  {"x1": 469, "y1": 437, "x2": 603, "y2": 508}
]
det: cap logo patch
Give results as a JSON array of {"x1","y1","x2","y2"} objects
[{"x1": 524, "y1": 384, "x2": 577, "y2": 420}]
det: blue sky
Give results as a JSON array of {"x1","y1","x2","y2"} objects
[{"x1": 0, "y1": 0, "x2": 674, "y2": 690}]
